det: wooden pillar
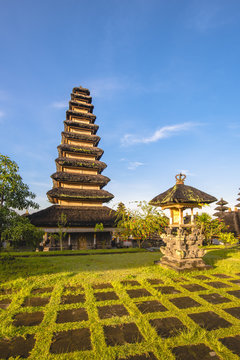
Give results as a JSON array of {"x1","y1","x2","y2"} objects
[
  {"x1": 179, "y1": 208, "x2": 183, "y2": 225},
  {"x1": 68, "y1": 233, "x2": 71, "y2": 246},
  {"x1": 170, "y1": 209, "x2": 173, "y2": 225},
  {"x1": 93, "y1": 233, "x2": 97, "y2": 248},
  {"x1": 43, "y1": 232, "x2": 47, "y2": 245},
  {"x1": 191, "y1": 208, "x2": 194, "y2": 224}
]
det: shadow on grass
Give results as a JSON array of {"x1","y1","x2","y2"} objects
[
  {"x1": 0, "y1": 252, "x2": 161, "y2": 283},
  {"x1": 203, "y1": 246, "x2": 240, "y2": 268}
]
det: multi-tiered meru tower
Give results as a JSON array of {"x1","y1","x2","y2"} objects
[
  {"x1": 29, "y1": 86, "x2": 116, "y2": 250},
  {"x1": 47, "y1": 86, "x2": 114, "y2": 207}
]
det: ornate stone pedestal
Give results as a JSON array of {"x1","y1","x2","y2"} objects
[{"x1": 157, "y1": 227, "x2": 211, "y2": 272}]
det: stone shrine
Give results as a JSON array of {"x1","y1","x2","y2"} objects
[{"x1": 150, "y1": 174, "x2": 217, "y2": 271}]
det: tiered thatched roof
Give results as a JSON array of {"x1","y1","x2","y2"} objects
[
  {"x1": 29, "y1": 86, "x2": 115, "y2": 228},
  {"x1": 213, "y1": 198, "x2": 229, "y2": 217},
  {"x1": 29, "y1": 205, "x2": 116, "y2": 227}
]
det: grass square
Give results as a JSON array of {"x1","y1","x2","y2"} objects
[
  {"x1": 199, "y1": 293, "x2": 231, "y2": 304},
  {"x1": 205, "y1": 281, "x2": 231, "y2": 289},
  {"x1": 94, "y1": 291, "x2": 119, "y2": 301},
  {"x1": 127, "y1": 288, "x2": 152, "y2": 298},
  {"x1": 22, "y1": 296, "x2": 50, "y2": 307},
  {"x1": 229, "y1": 279, "x2": 240, "y2": 285},
  {"x1": 227, "y1": 290, "x2": 240, "y2": 298},
  {"x1": 155, "y1": 286, "x2": 181, "y2": 294},
  {"x1": 50, "y1": 328, "x2": 91, "y2": 353},
  {"x1": 61, "y1": 294, "x2": 85, "y2": 304},
  {"x1": 0, "y1": 334, "x2": 35, "y2": 359},
  {"x1": 103, "y1": 323, "x2": 143, "y2": 346},
  {"x1": 147, "y1": 279, "x2": 164, "y2": 285},
  {"x1": 98, "y1": 304, "x2": 129, "y2": 319},
  {"x1": 0, "y1": 298, "x2": 11, "y2": 309},
  {"x1": 212, "y1": 273, "x2": 232, "y2": 279},
  {"x1": 181, "y1": 284, "x2": 206, "y2": 292},
  {"x1": 170, "y1": 296, "x2": 201, "y2": 309},
  {"x1": 136, "y1": 300, "x2": 167, "y2": 314},
  {"x1": 223, "y1": 307, "x2": 240, "y2": 320},
  {"x1": 56, "y1": 308, "x2": 88, "y2": 323},
  {"x1": 219, "y1": 335, "x2": 240, "y2": 357},
  {"x1": 149, "y1": 317, "x2": 187, "y2": 338},
  {"x1": 188, "y1": 311, "x2": 232, "y2": 331},
  {"x1": 13, "y1": 311, "x2": 44, "y2": 327},
  {"x1": 172, "y1": 343, "x2": 220, "y2": 359}
]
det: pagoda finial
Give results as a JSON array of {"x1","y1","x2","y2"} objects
[{"x1": 175, "y1": 173, "x2": 186, "y2": 185}]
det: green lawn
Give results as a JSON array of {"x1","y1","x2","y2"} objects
[{"x1": 0, "y1": 247, "x2": 240, "y2": 359}]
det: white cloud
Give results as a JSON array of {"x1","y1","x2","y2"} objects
[
  {"x1": 127, "y1": 161, "x2": 144, "y2": 170},
  {"x1": 51, "y1": 101, "x2": 68, "y2": 109},
  {"x1": 121, "y1": 122, "x2": 197, "y2": 146}
]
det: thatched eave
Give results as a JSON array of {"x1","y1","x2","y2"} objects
[
  {"x1": 150, "y1": 184, "x2": 217, "y2": 207},
  {"x1": 61, "y1": 131, "x2": 100, "y2": 146},
  {"x1": 64, "y1": 121, "x2": 99, "y2": 134},
  {"x1": 28, "y1": 205, "x2": 117, "y2": 227},
  {"x1": 66, "y1": 110, "x2": 96, "y2": 123},
  {"x1": 56, "y1": 157, "x2": 107, "y2": 172},
  {"x1": 57, "y1": 144, "x2": 103, "y2": 160},
  {"x1": 47, "y1": 188, "x2": 114, "y2": 202},
  {"x1": 51, "y1": 172, "x2": 110, "y2": 188}
]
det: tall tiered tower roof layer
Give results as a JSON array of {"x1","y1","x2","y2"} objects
[
  {"x1": 29, "y1": 86, "x2": 116, "y2": 229},
  {"x1": 47, "y1": 86, "x2": 114, "y2": 207}
]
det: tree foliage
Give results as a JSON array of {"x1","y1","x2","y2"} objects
[
  {"x1": 218, "y1": 232, "x2": 238, "y2": 246},
  {"x1": 0, "y1": 154, "x2": 39, "y2": 210},
  {"x1": 52, "y1": 212, "x2": 68, "y2": 251},
  {"x1": 115, "y1": 201, "x2": 169, "y2": 248},
  {"x1": 195, "y1": 212, "x2": 228, "y2": 245},
  {"x1": 1, "y1": 209, "x2": 44, "y2": 248}
]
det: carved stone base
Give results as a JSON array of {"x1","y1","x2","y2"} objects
[{"x1": 155, "y1": 256, "x2": 212, "y2": 272}]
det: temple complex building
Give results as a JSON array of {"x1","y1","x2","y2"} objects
[
  {"x1": 214, "y1": 190, "x2": 240, "y2": 238},
  {"x1": 29, "y1": 86, "x2": 116, "y2": 250}
]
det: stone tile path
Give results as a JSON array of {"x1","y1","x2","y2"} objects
[{"x1": 0, "y1": 272, "x2": 240, "y2": 359}]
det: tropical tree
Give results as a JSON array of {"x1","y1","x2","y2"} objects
[
  {"x1": 115, "y1": 201, "x2": 169, "y2": 248},
  {"x1": 195, "y1": 212, "x2": 228, "y2": 245},
  {"x1": 52, "y1": 212, "x2": 68, "y2": 251},
  {"x1": 2, "y1": 215, "x2": 44, "y2": 249},
  {"x1": 218, "y1": 232, "x2": 238, "y2": 247},
  {"x1": 0, "y1": 154, "x2": 39, "y2": 210}
]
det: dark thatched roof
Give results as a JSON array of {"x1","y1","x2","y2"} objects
[
  {"x1": 214, "y1": 205, "x2": 228, "y2": 212},
  {"x1": 66, "y1": 110, "x2": 96, "y2": 123},
  {"x1": 150, "y1": 184, "x2": 217, "y2": 207},
  {"x1": 216, "y1": 198, "x2": 228, "y2": 206},
  {"x1": 28, "y1": 205, "x2": 117, "y2": 227},
  {"x1": 47, "y1": 188, "x2": 114, "y2": 202},
  {"x1": 51, "y1": 172, "x2": 110, "y2": 188},
  {"x1": 57, "y1": 144, "x2": 103, "y2": 160},
  {"x1": 69, "y1": 100, "x2": 94, "y2": 112},
  {"x1": 71, "y1": 93, "x2": 92, "y2": 103},
  {"x1": 64, "y1": 121, "x2": 99, "y2": 134},
  {"x1": 62, "y1": 131, "x2": 100, "y2": 146},
  {"x1": 218, "y1": 211, "x2": 240, "y2": 236},
  {"x1": 72, "y1": 87, "x2": 90, "y2": 96},
  {"x1": 56, "y1": 157, "x2": 107, "y2": 172}
]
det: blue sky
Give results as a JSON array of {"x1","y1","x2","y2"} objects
[{"x1": 0, "y1": 0, "x2": 240, "y2": 214}]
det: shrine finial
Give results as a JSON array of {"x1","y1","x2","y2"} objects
[{"x1": 175, "y1": 173, "x2": 186, "y2": 184}]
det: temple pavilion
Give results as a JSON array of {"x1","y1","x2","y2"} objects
[
  {"x1": 29, "y1": 86, "x2": 116, "y2": 250},
  {"x1": 150, "y1": 174, "x2": 217, "y2": 271}
]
